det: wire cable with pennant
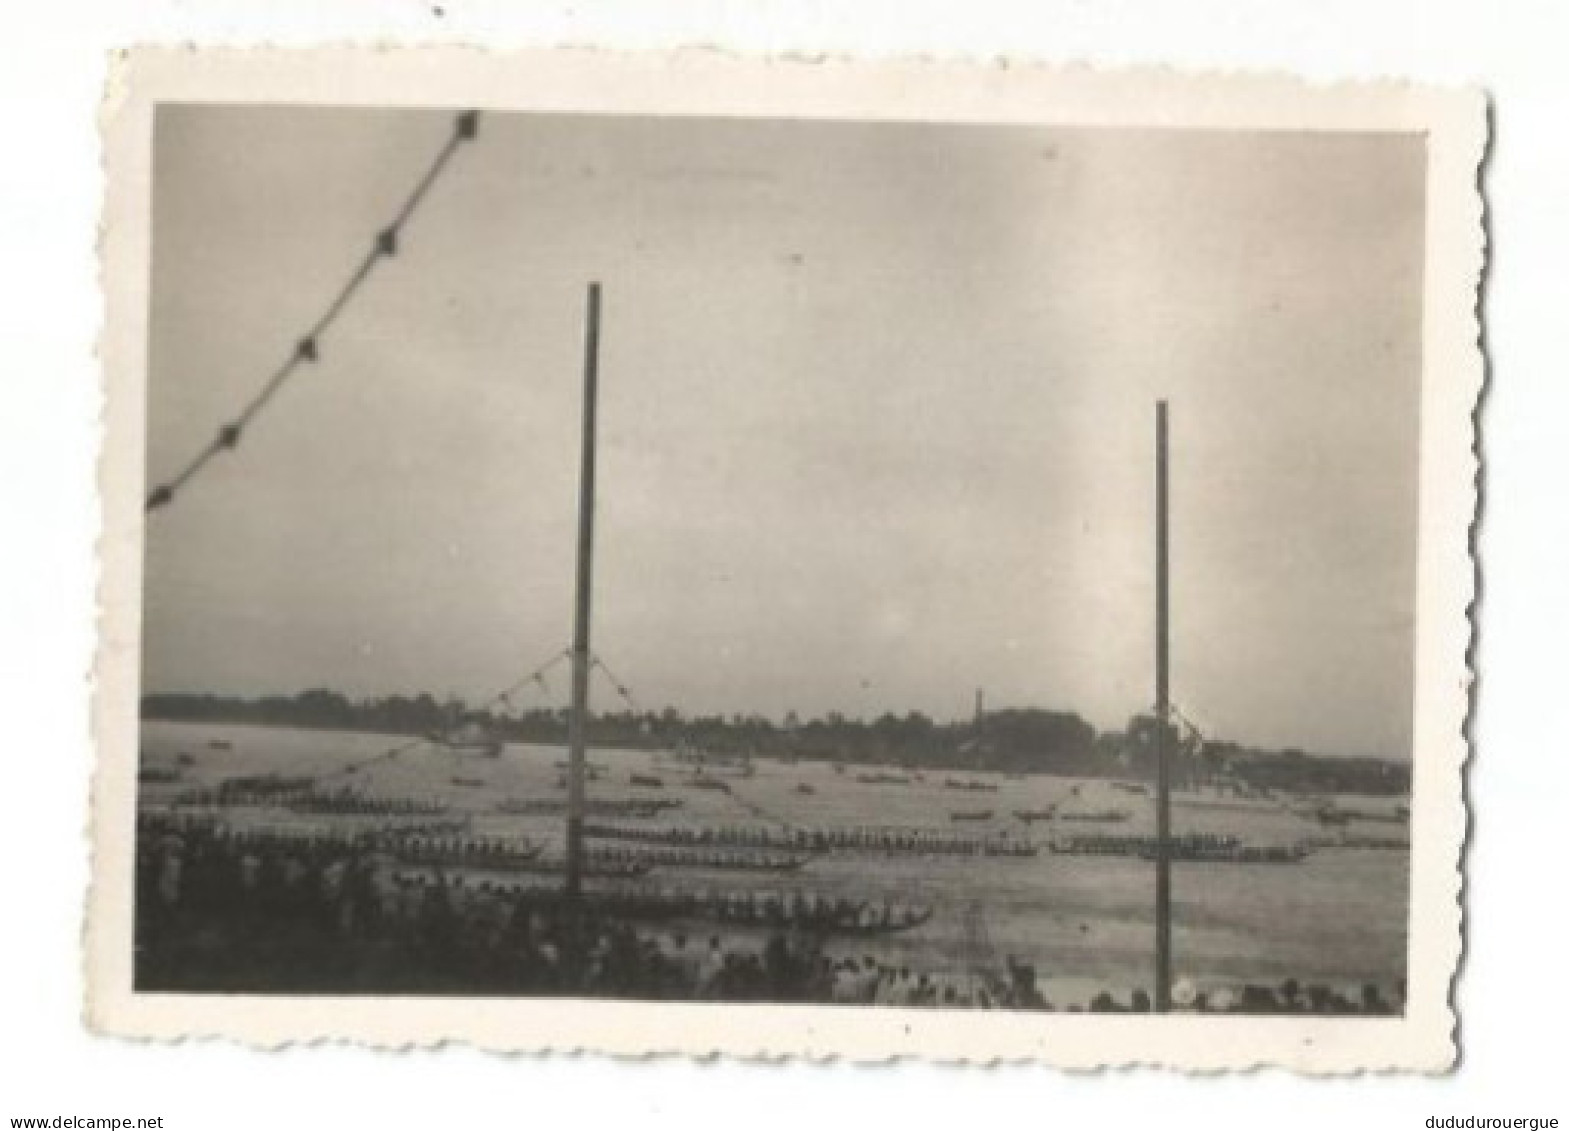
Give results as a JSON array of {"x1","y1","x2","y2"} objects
[{"x1": 145, "y1": 109, "x2": 482, "y2": 514}]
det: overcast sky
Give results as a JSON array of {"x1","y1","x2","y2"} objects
[{"x1": 141, "y1": 106, "x2": 1426, "y2": 758}]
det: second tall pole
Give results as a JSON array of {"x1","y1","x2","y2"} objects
[
  {"x1": 1154, "y1": 400, "x2": 1172, "y2": 1011},
  {"x1": 565, "y1": 282, "x2": 601, "y2": 899}
]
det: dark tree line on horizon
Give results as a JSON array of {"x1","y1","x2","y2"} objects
[{"x1": 142, "y1": 689, "x2": 1410, "y2": 796}]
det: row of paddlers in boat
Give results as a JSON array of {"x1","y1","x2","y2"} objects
[
  {"x1": 856, "y1": 771, "x2": 913, "y2": 785},
  {"x1": 471, "y1": 846, "x2": 812, "y2": 876},
  {"x1": 1337, "y1": 833, "x2": 1408, "y2": 849},
  {"x1": 628, "y1": 771, "x2": 753, "y2": 791},
  {"x1": 571, "y1": 884, "x2": 935, "y2": 935},
  {"x1": 391, "y1": 835, "x2": 544, "y2": 870},
  {"x1": 174, "y1": 781, "x2": 449, "y2": 816},
  {"x1": 582, "y1": 821, "x2": 1039, "y2": 857},
  {"x1": 286, "y1": 785, "x2": 450, "y2": 815},
  {"x1": 204, "y1": 773, "x2": 317, "y2": 801},
  {"x1": 496, "y1": 796, "x2": 681, "y2": 818},
  {"x1": 855, "y1": 772, "x2": 1012, "y2": 793},
  {"x1": 1055, "y1": 809, "x2": 1133, "y2": 823},
  {"x1": 401, "y1": 849, "x2": 651, "y2": 880},
  {"x1": 627, "y1": 771, "x2": 754, "y2": 790},
  {"x1": 142, "y1": 817, "x2": 548, "y2": 873},
  {"x1": 137, "y1": 811, "x2": 469, "y2": 845},
  {"x1": 138, "y1": 810, "x2": 928, "y2": 942},
  {"x1": 952, "y1": 807, "x2": 1134, "y2": 824},
  {"x1": 1305, "y1": 832, "x2": 1410, "y2": 850},
  {"x1": 611, "y1": 846, "x2": 810, "y2": 872},
  {"x1": 170, "y1": 775, "x2": 309, "y2": 806},
  {"x1": 143, "y1": 815, "x2": 806, "y2": 878},
  {"x1": 159, "y1": 809, "x2": 476, "y2": 847},
  {"x1": 1012, "y1": 802, "x2": 1139, "y2": 820},
  {"x1": 371, "y1": 834, "x2": 813, "y2": 876},
  {"x1": 1050, "y1": 832, "x2": 1311, "y2": 863},
  {"x1": 159, "y1": 806, "x2": 473, "y2": 840}
]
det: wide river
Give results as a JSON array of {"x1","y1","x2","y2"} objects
[{"x1": 139, "y1": 720, "x2": 1409, "y2": 1005}]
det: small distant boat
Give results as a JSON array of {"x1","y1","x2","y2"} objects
[
  {"x1": 856, "y1": 772, "x2": 911, "y2": 785},
  {"x1": 1331, "y1": 807, "x2": 1408, "y2": 825},
  {"x1": 450, "y1": 776, "x2": 487, "y2": 788},
  {"x1": 430, "y1": 720, "x2": 504, "y2": 757},
  {"x1": 630, "y1": 773, "x2": 664, "y2": 788},
  {"x1": 795, "y1": 782, "x2": 816, "y2": 795},
  {"x1": 1139, "y1": 841, "x2": 1310, "y2": 864},
  {"x1": 1308, "y1": 806, "x2": 1354, "y2": 826},
  {"x1": 1179, "y1": 796, "x2": 1275, "y2": 814},
  {"x1": 943, "y1": 778, "x2": 999, "y2": 793},
  {"x1": 1336, "y1": 834, "x2": 1409, "y2": 850},
  {"x1": 1013, "y1": 808, "x2": 1054, "y2": 823},
  {"x1": 949, "y1": 809, "x2": 993, "y2": 822},
  {"x1": 1057, "y1": 809, "x2": 1132, "y2": 823},
  {"x1": 207, "y1": 739, "x2": 233, "y2": 751}
]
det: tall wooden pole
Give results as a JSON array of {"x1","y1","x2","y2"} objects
[
  {"x1": 565, "y1": 282, "x2": 601, "y2": 898},
  {"x1": 1154, "y1": 400, "x2": 1173, "y2": 1010}
]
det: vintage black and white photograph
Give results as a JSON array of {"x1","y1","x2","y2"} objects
[{"x1": 90, "y1": 50, "x2": 1480, "y2": 1068}]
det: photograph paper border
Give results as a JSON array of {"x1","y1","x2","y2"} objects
[{"x1": 89, "y1": 46, "x2": 1485, "y2": 1071}]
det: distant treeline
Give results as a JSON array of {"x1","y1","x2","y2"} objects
[{"x1": 142, "y1": 690, "x2": 1410, "y2": 796}]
